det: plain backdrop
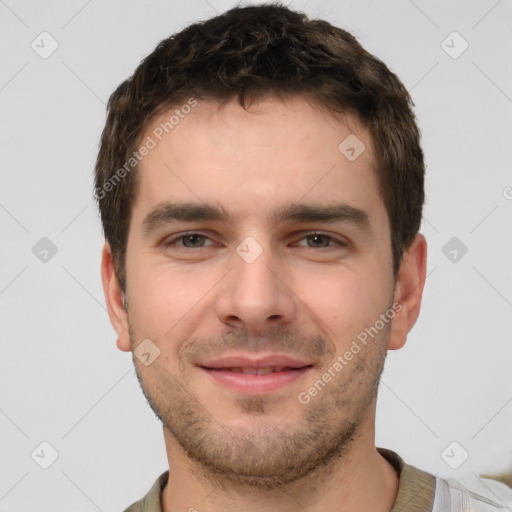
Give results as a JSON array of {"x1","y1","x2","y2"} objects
[{"x1": 0, "y1": 0, "x2": 511, "y2": 510}]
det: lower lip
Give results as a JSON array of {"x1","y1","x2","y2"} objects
[{"x1": 200, "y1": 367, "x2": 312, "y2": 395}]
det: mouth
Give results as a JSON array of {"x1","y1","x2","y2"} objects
[
  {"x1": 202, "y1": 365, "x2": 311, "y2": 374},
  {"x1": 197, "y1": 354, "x2": 314, "y2": 395}
]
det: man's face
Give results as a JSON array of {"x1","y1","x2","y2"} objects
[{"x1": 112, "y1": 95, "x2": 403, "y2": 487}]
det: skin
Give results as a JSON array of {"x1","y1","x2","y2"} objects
[{"x1": 101, "y1": 95, "x2": 427, "y2": 512}]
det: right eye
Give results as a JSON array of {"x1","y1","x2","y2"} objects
[{"x1": 162, "y1": 232, "x2": 217, "y2": 252}]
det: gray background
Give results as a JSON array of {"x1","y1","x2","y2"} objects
[{"x1": 1, "y1": 0, "x2": 511, "y2": 510}]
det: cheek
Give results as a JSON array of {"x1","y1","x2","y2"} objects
[
  {"x1": 294, "y1": 267, "x2": 384, "y2": 337},
  {"x1": 128, "y1": 257, "x2": 219, "y2": 338}
]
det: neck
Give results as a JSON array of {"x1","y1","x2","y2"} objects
[{"x1": 161, "y1": 408, "x2": 399, "y2": 512}]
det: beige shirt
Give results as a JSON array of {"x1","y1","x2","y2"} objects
[{"x1": 123, "y1": 447, "x2": 436, "y2": 512}]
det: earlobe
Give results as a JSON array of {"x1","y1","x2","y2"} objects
[
  {"x1": 100, "y1": 242, "x2": 132, "y2": 352},
  {"x1": 387, "y1": 234, "x2": 428, "y2": 351}
]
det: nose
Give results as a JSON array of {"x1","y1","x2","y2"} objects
[{"x1": 214, "y1": 240, "x2": 296, "y2": 334}]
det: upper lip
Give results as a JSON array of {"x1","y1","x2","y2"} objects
[{"x1": 199, "y1": 353, "x2": 313, "y2": 369}]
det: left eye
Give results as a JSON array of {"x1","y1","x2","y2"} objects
[{"x1": 295, "y1": 233, "x2": 346, "y2": 248}]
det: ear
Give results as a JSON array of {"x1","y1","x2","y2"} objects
[
  {"x1": 388, "y1": 233, "x2": 427, "y2": 350},
  {"x1": 101, "y1": 242, "x2": 131, "y2": 352}
]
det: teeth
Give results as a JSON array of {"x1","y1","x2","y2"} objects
[
  {"x1": 229, "y1": 367, "x2": 286, "y2": 374},
  {"x1": 253, "y1": 368, "x2": 273, "y2": 375}
]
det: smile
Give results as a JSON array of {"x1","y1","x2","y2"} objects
[{"x1": 199, "y1": 365, "x2": 313, "y2": 394}]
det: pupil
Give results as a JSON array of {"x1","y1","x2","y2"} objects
[
  {"x1": 185, "y1": 235, "x2": 202, "y2": 247},
  {"x1": 310, "y1": 234, "x2": 328, "y2": 247}
]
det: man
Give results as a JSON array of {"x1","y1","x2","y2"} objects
[{"x1": 94, "y1": 4, "x2": 512, "y2": 511}]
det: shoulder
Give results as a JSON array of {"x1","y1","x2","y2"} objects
[
  {"x1": 122, "y1": 471, "x2": 169, "y2": 512},
  {"x1": 377, "y1": 446, "x2": 512, "y2": 512},
  {"x1": 432, "y1": 474, "x2": 512, "y2": 511}
]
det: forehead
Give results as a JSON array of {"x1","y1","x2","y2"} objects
[{"x1": 131, "y1": 95, "x2": 386, "y2": 232}]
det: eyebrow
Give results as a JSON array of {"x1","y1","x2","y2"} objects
[{"x1": 141, "y1": 201, "x2": 373, "y2": 237}]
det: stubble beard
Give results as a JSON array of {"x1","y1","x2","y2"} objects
[{"x1": 130, "y1": 319, "x2": 390, "y2": 491}]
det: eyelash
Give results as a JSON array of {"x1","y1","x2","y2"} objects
[{"x1": 162, "y1": 231, "x2": 348, "y2": 252}]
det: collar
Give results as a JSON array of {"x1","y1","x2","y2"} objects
[
  {"x1": 126, "y1": 447, "x2": 436, "y2": 512},
  {"x1": 377, "y1": 447, "x2": 436, "y2": 512}
]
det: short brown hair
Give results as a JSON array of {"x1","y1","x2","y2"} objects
[{"x1": 94, "y1": 2, "x2": 425, "y2": 293}]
